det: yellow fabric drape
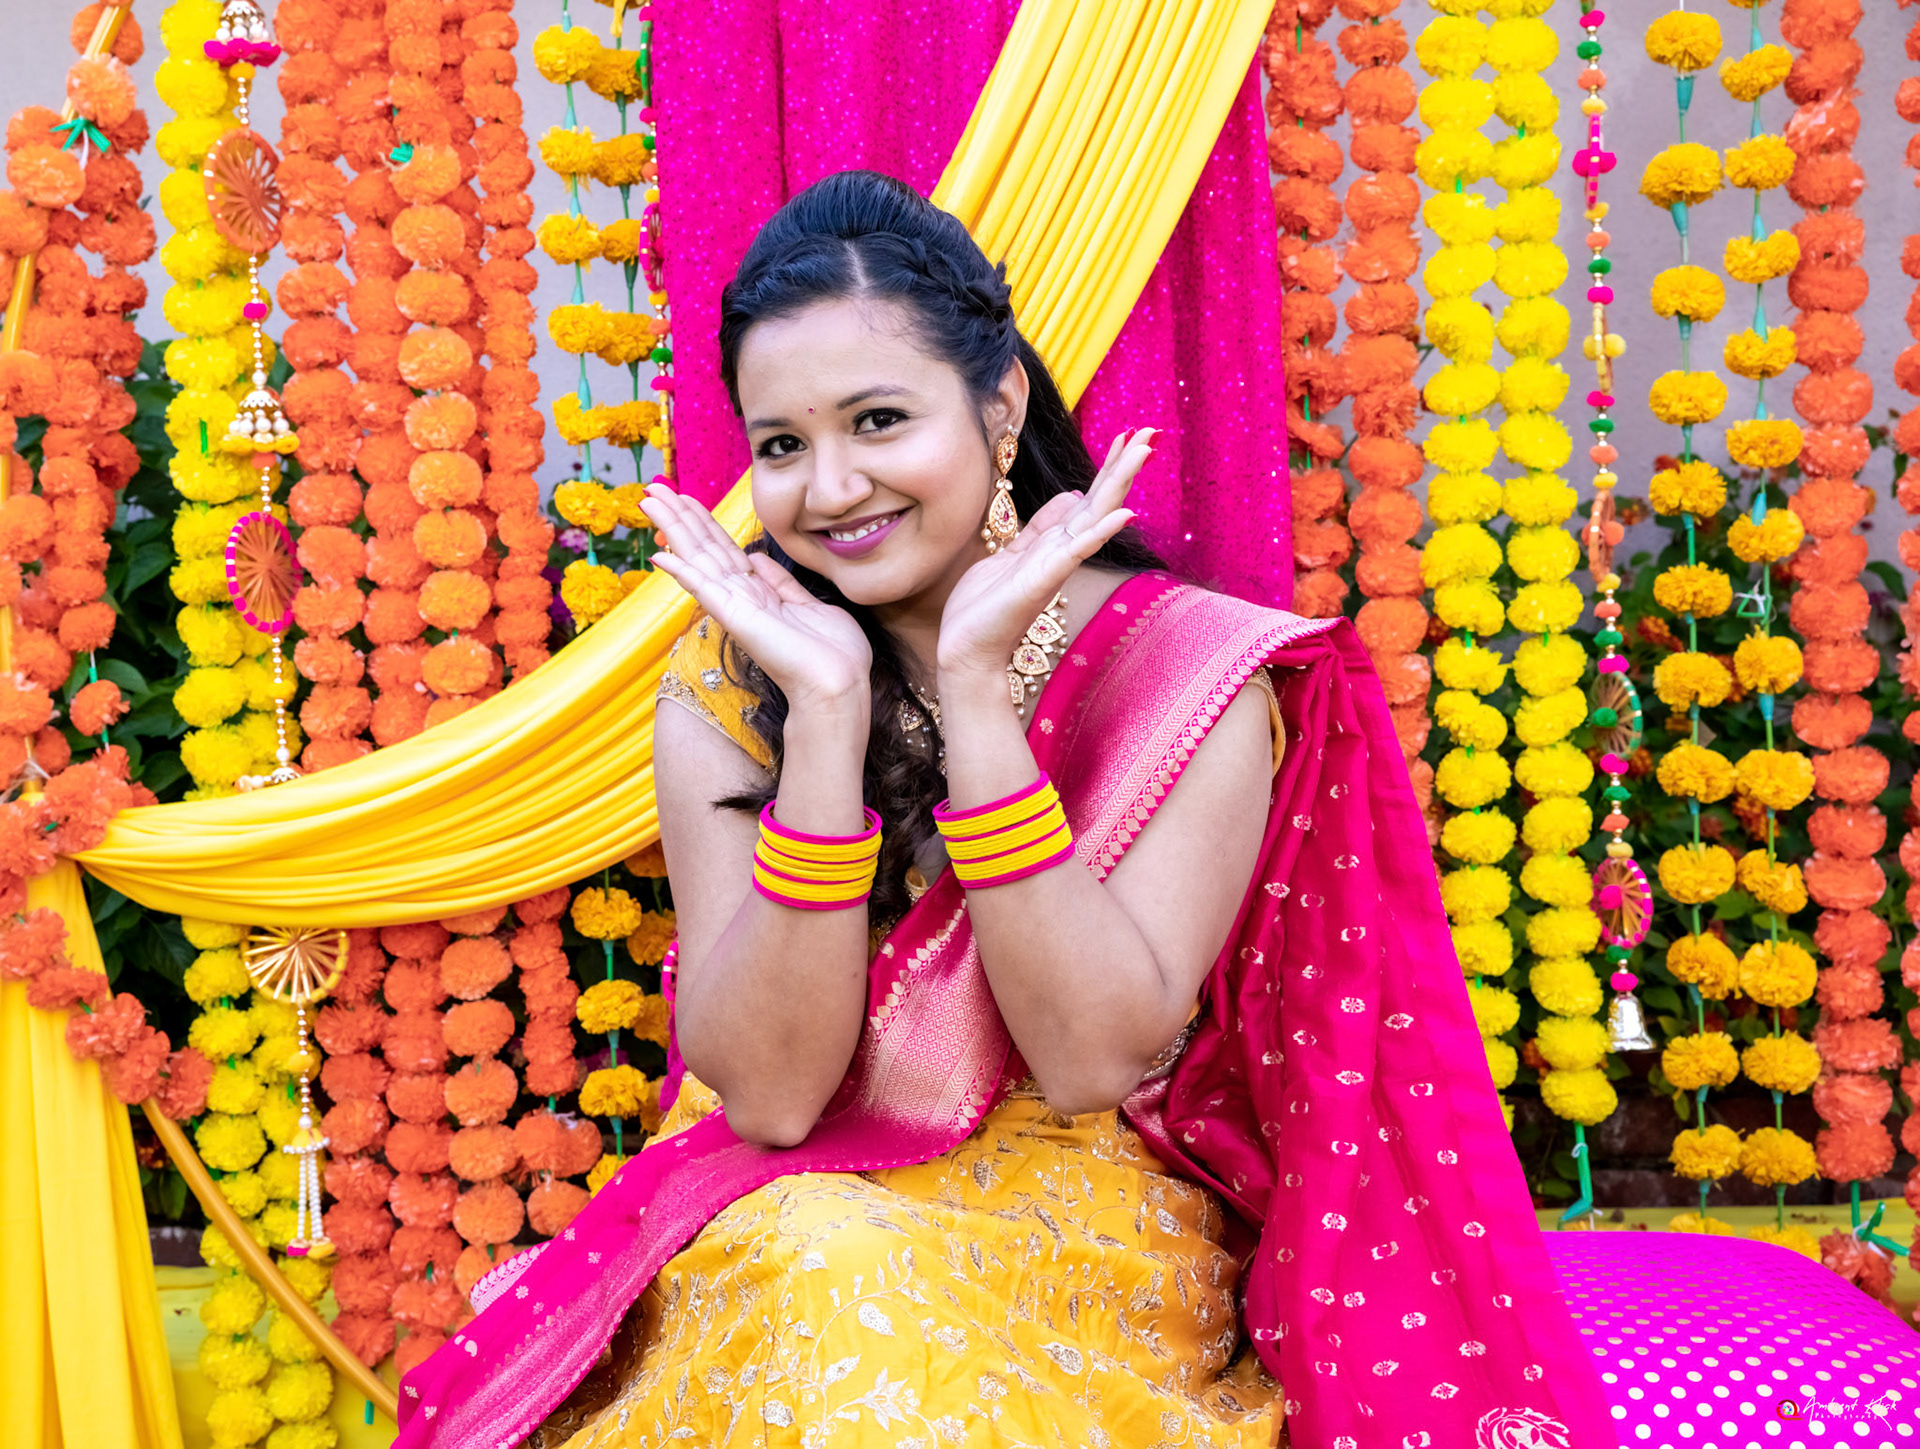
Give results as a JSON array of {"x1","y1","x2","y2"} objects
[
  {"x1": 78, "y1": 0, "x2": 1270, "y2": 925},
  {"x1": 0, "y1": 865, "x2": 185, "y2": 1449}
]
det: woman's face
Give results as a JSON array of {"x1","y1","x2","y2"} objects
[{"x1": 735, "y1": 295, "x2": 1025, "y2": 610}]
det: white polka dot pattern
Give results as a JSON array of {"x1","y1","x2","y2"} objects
[{"x1": 1547, "y1": 1232, "x2": 1920, "y2": 1449}]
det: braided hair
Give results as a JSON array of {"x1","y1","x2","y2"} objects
[{"x1": 713, "y1": 169, "x2": 1163, "y2": 923}]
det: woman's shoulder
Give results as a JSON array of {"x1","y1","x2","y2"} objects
[{"x1": 658, "y1": 616, "x2": 775, "y2": 769}]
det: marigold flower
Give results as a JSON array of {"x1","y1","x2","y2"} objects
[
  {"x1": 1539, "y1": 1067, "x2": 1615, "y2": 1126},
  {"x1": 576, "y1": 978, "x2": 645, "y2": 1034},
  {"x1": 1725, "y1": 418, "x2": 1802, "y2": 469},
  {"x1": 572, "y1": 886, "x2": 644, "y2": 941},
  {"x1": 626, "y1": 911, "x2": 677, "y2": 967},
  {"x1": 1640, "y1": 142, "x2": 1722, "y2": 209},
  {"x1": 1648, "y1": 459, "x2": 1727, "y2": 517},
  {"x1": 1653, "y1": 651, "x2": 1732, "y2": 711},
  {"x1": 1441, "y1": 809, "x2": 1515, "y2": 866},
  {"x1": 1733, "y1": 749, "x2": 1814, "y2": 812},
  {"x1": 1645, "y1": 11, "x2": 1721, "y2": 71},
  {"x1": 1535, "y1": 1016, "x2": 1608, "y2": 1074},
  {"x1": 1722, "y1": 134, "x2": 1795, "y2": 191},
  {"x1": 1723, "y1": 230, "x2": 1799, "y2": 285},
  {"x1": 1439, "y1": 865, "x2": 1511, "y2": 925},
  {"x1": 1671, "y1": 1123, "x2": 1742, "y2": 1181},
  {"x1": 1656, "y1": 741, "x2": 1735, "y2": 802},
  {"x1": 579, "y1": 1064, "x2": 652, "y2": 1118},
  {"x1": 1648, "y1": 371, "x2": 1729, "y2": 427},
  {"x1": 1667, "y1": 933, "x2": 1739, "y2": 998},
  {"x1": 1652, "y1": 563, "x2": 1732, "y2": 618},
  {"x1": 1736, "y1": 853, "x2": 1806, "y2": 916},
  {"x1": 1529, "y1": 957, "x2": 1601, "y2": 1019},
  {"x1": 1738, "y1": 940, "x2": 1817, "y2": 1009},
  {"x1": 1657, "y1": 843, "x2": 1736, "y2": 905},
  {"x1": 1719, "y1": 43, "x2": 1791, "y2": 102},
  {"x1": 532, "y1": 24, "x2": 600, "y2": 83},
  {"x1": 1434, "y1": 748, "x2": 1512, "y2": 810},
  {"x1": 1740, "y1": 1032, "x2": 1820, "y2": 1094}
]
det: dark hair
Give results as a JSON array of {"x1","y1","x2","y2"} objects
[{"x1": 712, "y1": 170, "x2": 1163, "y2": 924}]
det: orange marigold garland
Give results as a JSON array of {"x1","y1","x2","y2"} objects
[
  {"x1": 386, "y1": 0, "x2": 500, "y2": 730},
  {"x1": 1265, "y1": 0, "x2": 1350, "y2": 620},
  {"x1": 1336, "y1": 0, "x2": 1430, "y2": 789},
  {"x1": 465, "y1": 0, "x2": 555, "y2": 680},
  {"x1": 276, "y1": 0, "x2": 377, "y2": 773},
  {"x1": 317, "y1": 930, "x2": 402, "y2": 1368},
  {"x1": 1772, "y1": 0, "x2": 1899, "y2": 1235},
  {"x1": 380, "y1": 920, "x2": 463, "y2": 1376},
  {"x1": 1894, "y1": 0, "x2": 1920, "y2": 1250},
  {"x1": 0, "y1": 0, "x2": 206, "y2": 1120}
]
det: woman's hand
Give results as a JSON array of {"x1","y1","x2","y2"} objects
[
  {"x1": 934, "y1": 428, "x2": 1154, "y2": 679},
  {"x1": 641, "y1": 484, "x2": 872, "y2": 712}
]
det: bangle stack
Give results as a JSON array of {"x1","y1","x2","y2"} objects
[
  {"x1": 934, "y1": 774, "x2": 1075, "y2": 889},
  {"x1": 751, "y1": 803, "x2": 883, "y2": 910}
]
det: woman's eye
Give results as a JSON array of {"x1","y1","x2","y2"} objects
[
  {"x1": 855, "y1": 408, "x2": 906, "y2": 433},
  {"x1": 756, "y1": 434, "x2": 803, "y2": 459}
]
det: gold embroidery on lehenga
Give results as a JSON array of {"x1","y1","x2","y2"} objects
[{"x1": 536, "y1": 1086, "x2": 1286, "y2": 1449}]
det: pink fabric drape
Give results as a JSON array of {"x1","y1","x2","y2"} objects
[{"x1": 655, "y1": 2, "x2": 1294, "y2": 607}]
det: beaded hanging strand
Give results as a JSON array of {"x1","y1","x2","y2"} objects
[
  {"x1": 1714, "y1": 0, "x2": 1822, "y2": 1246},
  {"x1": 1572, "y1": 6, "x2": 1652, "y2": 1077}
]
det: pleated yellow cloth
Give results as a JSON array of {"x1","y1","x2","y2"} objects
[
  {"x1": 76, "y1": 0, "x2": 1271, "y2": 925},
  {"x1": 0, "y1": 863, "x2": 185, "y2": 1449}
]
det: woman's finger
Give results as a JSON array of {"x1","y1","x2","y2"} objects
[
  {"x1": 1076, "y1": 430, "x2": 1154, "y2": 526},
  {"x1": 646, "y1": 489, "x2": 752, "y2": 576},
  {"x1": 1022, "y1": 490, "x2": 1082, "y2": 536},
  {"x1": 746, "y1": 551, "x2": 817, "y2": 607}
]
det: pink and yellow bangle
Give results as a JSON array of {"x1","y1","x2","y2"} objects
[
  {"x1": 934, "y1": 774, "x2": 1075, "y2": 889},
  {"x1": 751, "y1": 803, "x2": 883, "y2": 910}
]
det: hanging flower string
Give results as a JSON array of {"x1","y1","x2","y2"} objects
[
  {"x1": 1414, "y1": 1, "x2": 1523, "y2": 1125},
  {"x1": 1335, "y1": 0, "x2": 1433, "y2": 798},
  {"x1": 1478, "y1": 1, "x2": 1617, "y2": 1195},
  {"x1": 534, "y1": 0, "x2": 656, "y2": 629},
  {"x1": 1639, "y1": 5, "x2": 1749, "y2": 1227},
  {"x1": 465, "y1": 0, "x2": 557, "y2": 682},
  {"x1": 1700, "y1": 0, "x2": 1822, "y2": 1251},
  {"x1": 1767, "y1": 0, "x2": 1901, "y2": 1278},
  {"x1": 275, "y1": 0, "x2": 377, "y2": 773},
  {"x1": 1892, "y1": 0, "x2": 1920, "y2": 1264},
  {"x1": 1265, "y1": 0, "x2": 1351, "y2": 620}
]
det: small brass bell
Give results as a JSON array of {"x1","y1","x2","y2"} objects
[{"x1": 1607, "y1": 990, "x2": 1655, "y2": 1052}]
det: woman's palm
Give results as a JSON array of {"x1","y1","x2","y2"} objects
[{"x1": 640, "y1": 487, "x2": 871, "y2": 704}]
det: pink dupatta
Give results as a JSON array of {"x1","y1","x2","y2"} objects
[{"x1": 396, "y1": 574, "x2": 1616, "y2": 1449}]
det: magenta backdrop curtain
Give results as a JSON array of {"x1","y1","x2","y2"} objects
[{"x1": 655, "y1": 3, "x2": 1294, "y2": 607}]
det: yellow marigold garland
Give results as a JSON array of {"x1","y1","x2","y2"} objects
[
  {"x1": 159, "y1": 0, "x2": 292, "y2": 797},
  {"x1": 538, "y1": 0, "x2": 671, "y2": 629},
  {"x1": 1642, "y1": 5, "x2": 1747, "y2": 1226},
  {"x1": 1415, "y1": 1, "x2": 1524, "y2": 1129}
]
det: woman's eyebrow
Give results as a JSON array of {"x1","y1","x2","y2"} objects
[{"x1": 746, "y1": 385, "x2": 916, "y2": 431}]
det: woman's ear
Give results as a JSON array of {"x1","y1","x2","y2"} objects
[{"x1": 983, "y1": 355, "x2": 1030, "y2": 439}]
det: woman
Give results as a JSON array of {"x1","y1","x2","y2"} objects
[{"x1": 396, "y1": 171, "x2": 1615, "y2": 1449}]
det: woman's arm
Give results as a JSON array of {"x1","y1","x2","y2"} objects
[
  {"x1": 934, "y1": 665, "x2": 1274, "y2": 1115},
  {"x1": 656, "y1": 692, "x2": 875, "y2": 1147}
]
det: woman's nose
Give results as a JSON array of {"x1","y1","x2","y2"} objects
[{"x1": 804, "y1": 443, "x2": 875, "y2": 517}]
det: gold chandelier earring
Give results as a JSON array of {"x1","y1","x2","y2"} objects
[{"x1": 982, "y1": 430, "x2": 1020, "y2": 553}]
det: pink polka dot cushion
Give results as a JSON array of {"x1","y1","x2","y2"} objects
[{"x1": 1546, "y1": 1232, "x2": 1920, "y2": 1449}]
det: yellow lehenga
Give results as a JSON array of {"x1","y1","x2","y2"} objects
[{"x1": 535, "y1": 623, "x2": 1286, "y2": 1449}]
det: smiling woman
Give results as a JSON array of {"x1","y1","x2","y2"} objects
[{"x1": 388, "y1": 169, "x2": 1617, "y2": 1449}]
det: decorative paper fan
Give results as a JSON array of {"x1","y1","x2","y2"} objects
[
  {"x1": 225, "y1": 511, "x2": 301, "y2": 633},
  {"x1": 1584, "y1": 490, "x2": 1624, "y2": 580},
  {"x1": 640, "y1": 201, "x2": 665, "y2": 292},
  {"x1": 1592, "y1": 857, "x2": 1652, "y2": 949},
  {"x1": 203, "y1": 127, "x2": 285, "y2": 254},
  {"x1": 242, "y1": 926, "x2": 348, "y2": 1003},
  {"x1": 1588, "y1": 672, "x2": 1643, "y2": 757}
]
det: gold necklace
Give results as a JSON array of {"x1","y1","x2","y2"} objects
[{"x1": 897, "y1": 594, "x2": 1070, "y2": 771}]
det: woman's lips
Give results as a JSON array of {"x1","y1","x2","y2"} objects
[{"x1": 813, "y1": 509, "x2": 906, "y2": 558}]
